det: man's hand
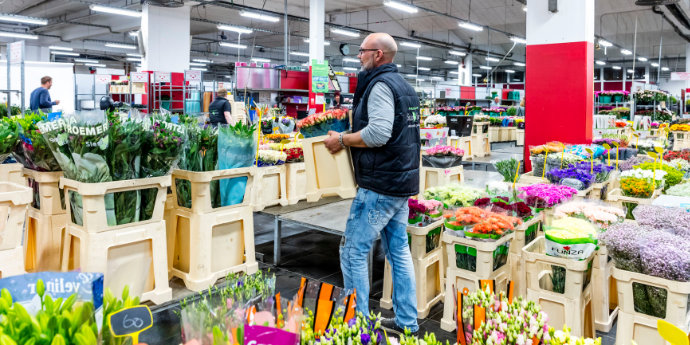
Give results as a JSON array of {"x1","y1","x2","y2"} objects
[
  {"x1": 324, "y1": 130, "x2": 344, "y2": 154},
  {"x1": 54, "y1": 100, "x2": 60, "y2": 105}
]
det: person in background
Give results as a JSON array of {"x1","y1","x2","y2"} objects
[
  {"x1": 208, "y1": 88, "x2": 235, "y2": 126},
  {"x1": 517, "y1": 98, "x2": 525, "y2": 116},
  {"x1": 324, "y1": 32, "x2": 420, "y2": 336},
  {"x1": 332, "y1": 92, "x2": 342, "y2": 109},
  {"x1": 29, "y1": 76, "x2": 59, "y2": 113},
  {"x1": 490, "y1": 96, "x2": 501, "y2": 107}
]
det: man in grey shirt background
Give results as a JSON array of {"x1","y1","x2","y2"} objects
[{"x1": 324, "y1": 32, "x2": 421, "y2": 336}]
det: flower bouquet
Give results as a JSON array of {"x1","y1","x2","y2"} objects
[
  {"x1": 264, "y1": 133, "x2": 290, "y2": 143},
  {"x1": 0, "y1": 117, "x2": 18, "y2": 163},
  {"x1": 257, "y1": 150, "x2": 287, "y2": 167},
  {"x1": 670, "y1": 123, "x2": 690, "y2": 132},
  {"x1": 12, "y1": 112, "x2": 62, "y2": 172},
  {"x1": 635, "y1": 161, "x2": 683, "y2": 190},
  {"x1": 459, "y1": 285, "x2": 548, "y2": 345},
  {"x1": 408, "y1": 199, "x2": 444, "y2": 226},
  {"x1": 296, "y1": 108, "x2": 349, "y2": 138},
  {"x1": 301, "y1": 311, "x2": 386, "y2": 345},
  {"x1": 546, "y1": 165, "x2": 596, "y2": 190},
  {"x1": 474, "y1": 197, "x2": 534, "y2": 220},
  {"x1": 424, "y1": 115, "x2": 446, "y2": 128},
  {"x1": 260, "y1": 117, "x2": 275, "y2": 134},
  {"x1": 217, "y1": 121, "x2": 257, "y2": 206},
  {"x1": 619, "y1": 170, "x2": 662, "y2": 198},
  {"x1": 443, "y1": 206, "x2": 489, "y2": 230},
  {"x1": 269, "y1": 142, "x2": 305, "y2": 163},
  {"x1": 663, "y1": 150, "x2": 690, "y2": 162},
  {"x1": 464, "y1": 212, "x2": 521, "y2": 240},
  {"x1": 553, "y1": 201, "x2": 624, "y2": 230},
  {"x1": 519, "y1": 184, "x2": 577, "y2": 209},
  {"x1": 278, "y1": 116, "x2": 295, "y2": 133},
  {"x1": 545, "y1": 326, "x2": 602, "y2": 345},
  {"x1": 544, "y1": 216, "x2": 599, "y2": 261},
  {"x1": 176, "y1": 123, "x2": 219, "y2": 208},
  {"x1": 493, "y1": 158, "x2": 520, "y2": 183},
  {"x1": 665, "y1": 181, "x2": 690, "y2": 197},
  {"x1": 422, "y1": 145, "x2": 464, "y2": 168},
  {"x1": 424, "y1": 184, "x2": 485, "y2": 208},
  {"x1": 619, "y1": 156, "x2": 652, "y2": 171}
]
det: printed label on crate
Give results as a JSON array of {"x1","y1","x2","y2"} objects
[
  {"x1": 544, "y1": 238, "x2": 596, "y2": 260},
  {"x1": 0, "y1": 272, "x2": 104, "y2": 314}
]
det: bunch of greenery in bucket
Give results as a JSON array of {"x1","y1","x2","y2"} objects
[
  {"x1": 601, "y1": 205, "x2": 690, "y2": 319},
  {"x1": 0, "y1": 117, "x2": 18, "y2": 163},
  {"x1": 11, "y1": 112, "x2": 61, "y2": 172},
  {"x1": 493, "y1": 158, "x2": 520, "y2": 183},
  {"x1": 0, "y1": 104, "x2": 21, "y2": 117},
  {"x1": 176, "y1": 122, "x2": 219, "y2": 208},
  {"x1": 423, "y1": 184, "x2": 485, "y2": 208}
]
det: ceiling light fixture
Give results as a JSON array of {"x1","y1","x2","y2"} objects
[
  {"x1": 0, "y1": 14, "x2": 47, "y2": 25},
  {"x1": 486, "y1": 56, "x2": 500, "y2": 62},
  {"x1": 191, "y1": 67, "x2": 208, "y2": 71},
  {"x1": 105, "y1": 42, "x2": 137, "y2": 50},
  {"x1": 612, "y1": 66, "x2": 621, "y2": 70},
  {"x1": 637, "y1": 56, "x2": 648, "y2": 62},
  {"x1": 662, "y1": 67, "x2": 670, "y2": 71},
  {"x1": 444, "y1": 60, "x2": 459, "y2": 65},
  {"x1": 449, "y1": 50, "x2": 466, "y2": 56},
  {"x1": 383, "y1": 0, "x2": 418, "y2": 13},
  {"x1": 405, "y1": 74, "x2": 416, "y2": 78},
  {"x1": 510, "y1": 37, "x2": 527, "y2": 44},
  {"x1": 0, "y1": 31, "x2": 38, "y2": 40},
  {"x1": 627, "y1": 69, "x2": 634, "y2": 73},
  {"x1": 400, "y1": 42, "x2": 422, "y2": 49},
  {"x1": 479, "y1": 66, "x2": 492, "y2": 70},
  {"x1": 595, "y1": 60, "x2": 606, "y2": 65},
  {"x1": 416, "y1": 56, "x2": 432, "y2": 61},
  {"x1": 599, "y1": 39, "x2": 613, "y2": 47},
  {"x1": 621, "y1": 49, "x2": 632, "y2": 55},
  {"x1": 90, "y1": 4, "x2": 141, "y2": 17},
  {"x1": 127, "y1": 53, "x2": 142, "y2": 57},
  {"x1": 240, "y1": 10, "x2": 280, "y2": 22},
  {"x1": 343, "y1": 67, "x2": 358, "y2": 71},
  {"x1": 74, "y1": 58, "x2": 99, "y2": 63},
  {"x1": 417, "y1": 66, "x2": 430, "y2": 71},
  {"x1": 193, "y1": 58, "x2": 212, "y2": 63},
  {"x1": 505, "y1": 69, "x2": 515, "y2": 73},
  {"x1": 219, "y1": 42, "x2": 247, "y2": 49},
  {"x1": 304, "y1": 39, "x2": 330, "y2": 45},
  {"x1": 49, "y1": 46, "x2": 73, "y2": 51},
  {"x1": 217, "y1": 24, "x2": 253, "y2": 34},
  {"x1": 472, "y1": 73, "x2": 482, "y2": 77},
  {"x1": 449, "y1": 71, "x2": 459, "y2": 74},
  {"x1": 513, "y1": 62, "x2": 526, "y2": 67},
  {"x1": 290, "y1": 51, "x2": 310, "y2": 57},
  {"x1": 251, "y1": 57, "x2": 271, "y2": 63},
  {"x1": 189, "y1": 62, "x2": 206, "y2": 66},
  {"x1": 651, "y1": 62, "x2": 659, "y2": 67},
  {"x1": 331, "y1": 27, "x2": 360, "y2": 37},
  {"x1": 51, "y1": 51, "x2": 79, "y2": 56},
  {"x1": 84, "y1": 63, "x2": 106, "y2": 67},
  {"x1": 343, "y1": 57, "x2": 360, "y2": 63},
  {"x1": 458, "y1": 21, "x2": 483, "y2": 32},
  {"x1": 126, "y1": 57, "x2": 142, "y2": 62}
]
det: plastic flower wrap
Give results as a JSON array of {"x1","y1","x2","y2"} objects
[
  {"x1": 12, "y1": 112, "x2": 61, "y2": 171},
  {"x1": 545, "y1": 326, "x2": 602, "y2": 345},
  {"x1": 176, "y1": 123, "x2": 219, "y2": 208},
  {"x1": 278, "y1": 116, "x2": 295, "y2": 134},
  {"x1": 553, "y1": 201, "x2": 624, "y2": 230},
  {"x1": 423, "y1": 184, "x2": 485, "y2": 208},
  {"x1": 218, "y1": 121, "x2": 258, "y2": 206},
  {"x1": 257, "y1": 150, "x2": 287, "y2": 166},
  {"x1": 296, "y1": 108, "x2": 349, "y2": 138},
  {"x1": 544, "y1": 217, "x2": 599, "y2": 260},
  {"x1": 422, "y1": 145, "x2": 464, "y2": 168},
  {"x1": 518, "y1": 184, "x2": 577, "y2": 209},
  {"x1": 666, "y1": 182, "x2": 690, "y2": 197}
]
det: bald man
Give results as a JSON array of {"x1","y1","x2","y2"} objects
[{"x1": 324, "y1": 33, "x2": 420, "y2": 335}]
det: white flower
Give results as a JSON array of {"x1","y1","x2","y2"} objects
[
  {"x1": 516, "y1": 334, "x2": 525, "y2": 345},
  {"x1": 554, "y1": 330, "x2": 566, "y2": 342}
]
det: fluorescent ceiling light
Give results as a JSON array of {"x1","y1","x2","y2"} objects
[
  {"x1": 472, "y1": 73, "x2": 482, "y2": 77},
  {"x1": 416, "y1": 78, "x2": 425, "y2": 81},
  {"x1": 217, "y1": 24, "x2": 253, "y2": 34},
  {"x1": 459, "y1": 22, "x2": 483, "y2": 32},
  {"x1": 449, "y1": 50, "x2": 466, "y2": 56},
  {"x1": 449, "y1": 71, "x2": 459, "y2": 74},
  {"x1": 651, "y1": 62, "x2": 659, "y2": 67},
  {"x1": 126, "y1": 57, "x2": 142, "y2": 62},
  {"x1": 431, "y1": 76, "x2": 444, "y2": 80},
  {"x1": 416, "y1": 56, "x2": 432, "y2": 61},
  {"x1": 513, "y1": 62, "x2": 525, "y2": 67},
  {"x1": 0, "y1": 14, "x2": 47, "y2": 25},
  {"x1": 74, "y1": 58, "x2": 98, "y2": 63},
  {"x1": 612, "y1": 66, "x2": 621, "y2": 70},
  {"x1": 444, "y1": 60, "x2": 459, "y2": 65},
  {"x1": 627, "y1": 69, "x2": 634, "y2": 73},
  {"x1": 51, "y1": 51, "x2": 79, "y2": 56},
  {"x1": 505, "y1": 69, "x2": 515, "y2": 73},
  {"x1": 486, "y1": 56, "x2": 500, "y2": 62},
  {"x1": 343, "y1": 57, "x2": 360, "y2": 63},
  {"x1": 383, "y1": 0, "x2": 418, "y2": 13},
  {"x1": 191, "y1": 67, "x2": 207, "y2": 71},
  {"x1": 90, "y1": 4, "x2": 141, "y2": 17},
  {"x1": 522, "y1": 6, "x2": 527, "y2": 12},
  {"x1": 662, "y1": 67, "x2": 670, "y2": 71},
  {"x1": 189, "y1": 62, "x2": 206, "y2": 66},
  {"x1": 303, "y1": 39, "x2": 330, "y2": 45},
  {"x1": 129, "y1": 31, "x2": 138, "y2": 38},
  {"x1": 193, "y1": 58, "x2": 212, "y2": 63},
  {"x1": 396, "y1": 64, "x2": 402, "y2": 67},
  {"x1": 637, "y1": 56, "x2": 648, "y2": 62},
  {"x1": 417, "y1": 66, "x2": 430, "y2": 71},
  {"x1": 621, "y1": 49, "x2": 632, "y2": 55},
  {"x1": 331, "y1": 27, "x2": 360, "y2": 37},
  {"x1": 510, "y1": 37, "x2": 527, "y2": 44},
  {"x1": 479, "y1": 66, "x2": 492, "y2": 70},
  {"x1": 405, "y1": 74, "x2": 416, "y2": 78},
  {"x1": 290, "y1": 51, "x2": 310, "y2": 57},
  {"x1": 595, "y1": 60, "x2": 605, "y2": 66},
  {"x1": 49, "y1": 46, "x2": 72, "y2": 51},
  {"x1": 127, "y1": 53, "x2": 142, "y2": 57},
  {"x1": 240, "y1": 10, "x2": 279, "y2": 22},
  {"x1": 105, "y1": 42, "x2": 137, "y2": 50},
  {"x1": 599, "y1": 39, "x2": 613, "y2": 47},
  {"x1": 343, "y1": 67, "x2": 358, "y2": 71},
  {"x1": 219, "y1": 42, "x2": 247, "y2": 49},
  {"x1": 85, "y1": 63, "x2": 106, "y2": 67},
  {"x1": 400, "y1": 42, "x2": 422, "y2": 49},
  {"x1": 0, "y1": 31, "x2": 38, "y2": 40},
  {"x1": 224, "y1": 75, "x2": 233, "y2": 78},
  {"x1": 251, "y1": 57, "x2": 271, "y2": 63},
  {"x1": 301, "y1": 63, "x2": 309, "y2": 66}
]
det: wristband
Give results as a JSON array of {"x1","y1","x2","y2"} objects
[{"x1": 338, "y1": 133, "x2": 346, "y2": 148}]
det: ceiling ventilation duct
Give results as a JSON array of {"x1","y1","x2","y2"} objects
[
  {"x1": 635, "y1": 0, "x2": 679, "y2": 5},
  {"x1": 141, "y1": 0, "x2": 184, "y2": 8}
]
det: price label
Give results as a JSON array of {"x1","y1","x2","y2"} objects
[
  {"x1": 108, "y1": 305, "x2": 153, "y2": 344},
  {"x1": 155, "y1": 72, "x2": 171, "y2": 83},
  {"x1": 185, "y1": 69, "x2": 202, "y2": 81},
  {"x1": 95, "y1": 74, "x2": 112, "y2": 84},
  {"x1": 8, "y1": 41, "x2": 23, "y2": 64},
  {"x1": 130, "y1": 72, "x2": 148, "y2": 83}
]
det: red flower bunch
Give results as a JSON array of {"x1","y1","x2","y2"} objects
[
  {"x1": 296, "y1": 108, "x2": 348, "y2": 129},
  {"x1": 664, "y1": 150, "x2": 690, "y2": 162},
  {"x1": 285, "y1": 147, "x2": 303, "y2": 162},
  {"x1": 615, "y1": 121, "x2": 628, "y2": 128}
]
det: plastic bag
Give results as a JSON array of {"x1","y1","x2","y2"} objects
[
  {"x1": 544, "y1": 217, "x2": 598, "y2": 260},
  {"x1": 14, "y1": 112, "x2": 62, "y2": 171},
  {"x1": 218, "y1": 122, "x2": 257, "y2": 206}
]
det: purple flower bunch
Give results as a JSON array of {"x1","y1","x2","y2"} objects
[
  {"x1": 593, "y1": 138, "x2": 620, "y2": 147},
  {"x1": 280, "y1": 117, "x2": 294, "y2": 126},
  {"x1": 546, "y1": 165, "x2": 595, "y2": 188},
  {"x1": 633, "y1": 205, "x2": 690, "y2": 237},
  {"x1": 408, "y1": 198, "x2": 428, "y2": 220},
  {"x1": 619, "y1": 155, "x2": 653, "y2": 171},
  {"x1": 518, "y1": 184, "x2": 577, "y2": 208}
]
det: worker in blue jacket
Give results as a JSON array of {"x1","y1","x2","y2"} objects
[{"x1": 29, "y1": 76, "x2": 60, "y2": 113}]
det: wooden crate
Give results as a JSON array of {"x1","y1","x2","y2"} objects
[
  {"x1": 509, "y1": 215, "x2": 542, "y2": 297},
  {"x1": 168, "y1": 204, "x2": 258, "y2": 291},
  {"x1": 23, "y1": 210, "x2": 68, "y2": 272},
  {"x1": 286, "y1": 162, "x2": 307, "y2": 205},
  {"x1": 164, "y1": 193, "x2": 176, "y2": 279},
  {"x1": 516, "y1": 129, "x2": 525, "y2": 146},
  {"x1": 302, "y1": 135, "x2": 357, "y2": 202},
  {"x1": 471, "y1": 122, "x2": 491, "y2": 158},
  {"x1": 0, "y1": 246, "x2": 25, "y2": 279},
  {"x1": 380, "y1": 246, "x2": 443, "y2": 319},
  {"x1": 408, "y1": 220, "x2": 444, "y2": 259},
  {"x1": 0, "y1": 163, "x2": 24, "y2": 185},
  {"x1": 0, "y1": 182, "x2": 32, "y2": 251},
  {"x1": 419, "y1": 165, "x2": 464, "y2": 193},
  {"x1": 252, "y1": 165, "x2": 288, "y2": 211},
  {"x1": 522, "y1": 237, "x2": 595, "y2": 300},
  {"x1": 24, "y1": 169, "x2": 65, "y2": 215},
  {"x1": 171, "y1": 167, "x2": 255, "y2": 213},
  {"x1": 488, "y1": 126, "x2": 500, "y2": 143},
  {"x1": 526, "y1": 285, "x2": 595, "y2": 338},
  {"x1": 519, "y1": 171, "x2": 547, "y2": 185},
  {"x1": 447, "y1": 136, "x2": 473, "y2": 160},
  {"x1": 606, "y1": 188, "x2": 661, "y2": 211},
  {"x1": 613, "y1": 267, "x2": 690, "y2": 341},
  {"x1": 60, "y1": 176, "x2": 170, "y2": 233},
  {"x1": 592, "y1": 247, "x2": 618, "y2": 332},
  {"x1": 589, "y1": 176, "x2": 614, "y2": 201},
  {"x1": 672, "y1": 131, "x2": 690, "y2": 151},
  {"x1": 61, "y1": 220, "x2": 172, "y2": 305}
]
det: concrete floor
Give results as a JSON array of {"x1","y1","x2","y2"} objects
[{"x1": 141, "y1": 142, "x2": 616, "y2": 345}]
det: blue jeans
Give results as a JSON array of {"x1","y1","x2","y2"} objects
[{"x1": 340, "y1": 187, "x2": 418, "y2": 332}]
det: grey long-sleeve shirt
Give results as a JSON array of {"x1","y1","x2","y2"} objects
[{"x1": 360, "y1": 82, "x2": 394, "y2": 147}]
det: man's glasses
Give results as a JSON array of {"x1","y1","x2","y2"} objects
[{"x1": 358, "y1": 48, "x2": 380, "y2": 54}]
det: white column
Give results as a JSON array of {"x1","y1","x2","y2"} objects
[
  {"x1": 141, "y1": 4, "x2": 191, "y2": 72},
  {"x1": 309, "y1": 0, "x2": 325, "y2": 63},
  {"x1": 460, "y1": 54, "x2": 472, "y2": 86}
]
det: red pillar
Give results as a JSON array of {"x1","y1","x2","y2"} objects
[{"x1": 524, "y1": 0, "x2": 594, "y2": 171}]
